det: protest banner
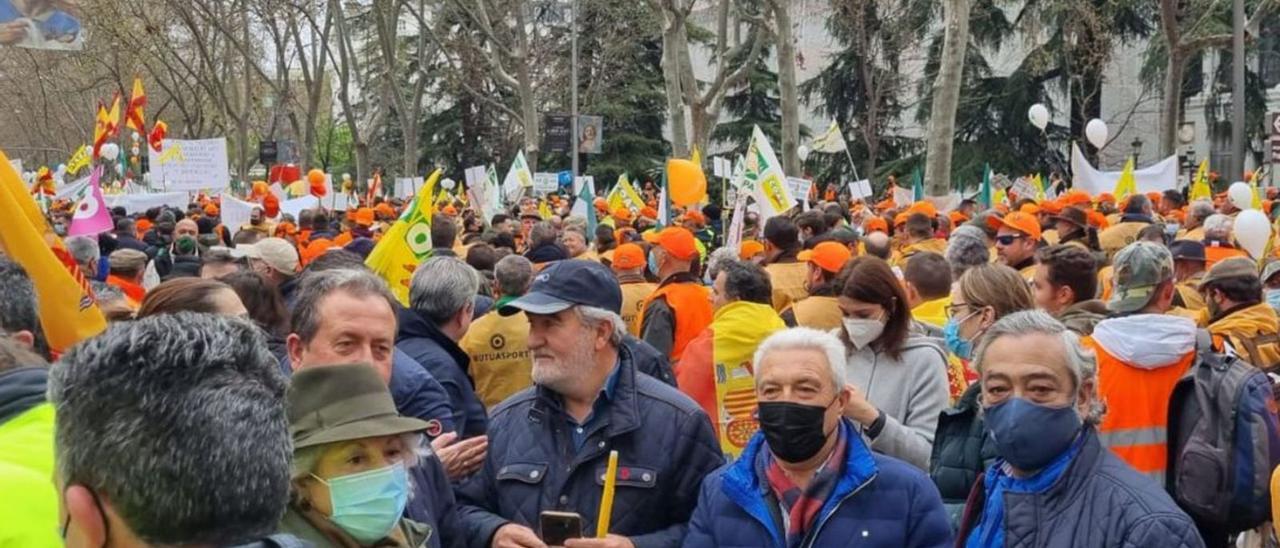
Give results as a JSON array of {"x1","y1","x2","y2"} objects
[{"x1": 147, "y1": 138, "x2": 230, "y2": 192}]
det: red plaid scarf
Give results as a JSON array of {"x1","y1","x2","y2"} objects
[{"x1": 763, "y1": 429, "x2": 848, "y2": 547}]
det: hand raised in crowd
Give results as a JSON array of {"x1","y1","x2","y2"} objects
[
  {"x1": 564, "y1": 534, "x2": 635, "y2": 548},
  {"x1": 491, "y1": 523, "x2": 548, "y2": 548},
  {"x1": 842, "y1": 383, "x2": 879, "y2": 426},
  {"x1": 431, "y1": 431, "x2": 489, "y2": 480}
]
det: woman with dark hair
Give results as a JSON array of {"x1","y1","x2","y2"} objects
[
  {"x1": 135, "y1": 277, "x2": 248, "y2": 319},
  {"x1": 219, "y1": 270, "x2": 291, "y2": 364},
  {"x1": 837, "y1": 256, "x2": 949, "y2": 472}
]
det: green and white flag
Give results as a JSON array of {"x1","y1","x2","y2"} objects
[
  {"x1": 742, "y1": 125, "x2": 793, "y2": 220},
  {"x1": 502, "y1": 151, "x2": 533, "y2": 203}
]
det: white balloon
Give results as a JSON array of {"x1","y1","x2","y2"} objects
[
  {"x1": 797, "y1": 145, "x2": 810, "y2": 162},
  {"x1": 101, "y1": 143, "x2": 120, "y2": 161},
  {"x1": 1085, "y1": 119, "x2": 1108, "y2": 149},
  {"x1": 1229, "y1": 181, "x2": 1255, "y2": 210},
  {"x1": 1028, "y1": 104, "x2": 1049, "y2": 130},
  {"x1": 441, "y1": 178, "x2": 456, "y2": 190},
  {"x1": 1235, "y1": 209, "x2": 1272, "y2": 259}
]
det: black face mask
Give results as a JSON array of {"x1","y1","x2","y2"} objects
[{"x1": 757, "y1": 399, "x2": 836, "y2": 463}]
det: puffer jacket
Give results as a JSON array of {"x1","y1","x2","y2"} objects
[
  {"x1": 956, "y1": 426, "x2": 1204, "y2": 548},
  {"x1": 455, "y1": 343, "x2": 723, "y2": 548},
  {"x1": 396, "y1": 307, "x2": 488, "y2": 438},
  {"x1": 929, "y1": 382, "x2": 996, "y2": 528},
  {"x1": 682, "y1": 419, "x2": 953, "y2": 548}
]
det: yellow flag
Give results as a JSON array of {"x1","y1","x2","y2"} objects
[
  {"x1": 1113, "y1": 157, "x2": 1137, "y2": 199},
  {"x1": 66, "y1": 145, "x2": 91, "y2": 175},
  {"x1": 711, "y1": 301, "x2": 785, "y2": 458},
  {"x1": 538, "y1": 200, "x2": 553, "y2": 220},
  {"x1": 1031, "y1": 173, "x2": 1046, "y2": 201},
  {"x1": 691, "y1": 145, "x2": 702, "y2": 167},
  {"x1": 0, "y1": 148, "x2": 106, "y2": 353},
  {"x1": 1190, "y1": 160, "x2": 1211, "y2": 202},
  {"x1": 365, "y1": 169, "x2": 442, "y2": 305},
  {"x1": 992, "y1": 188, "x2": 1008, "y2": 206}
]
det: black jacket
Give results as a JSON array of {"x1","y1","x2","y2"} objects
[
  {"x1": 396, "y1": 307, "x2": 488, "y2": 438},
  {"x1": 929, "y1": 382, "x2": 996, "y2": 527}
]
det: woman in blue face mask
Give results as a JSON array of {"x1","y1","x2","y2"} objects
[{"x1": 280, "y1": 364, "x2": 442, "y2": 547}]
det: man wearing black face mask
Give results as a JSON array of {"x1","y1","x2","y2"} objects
[
  {"x1": 956, "y1": 310, "x2": 1201, "y2": 548},
  {"x1": 684, "y1": 327, "x2": 952, "y2": 547}
]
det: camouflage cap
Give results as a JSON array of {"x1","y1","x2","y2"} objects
[{"x1": 1108, "y1": 241, "x2": 1174, "y2": 314}]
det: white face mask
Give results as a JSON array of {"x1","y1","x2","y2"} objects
[{"x1": 843, "y1": 317, "x2": 885, "y2": 349}]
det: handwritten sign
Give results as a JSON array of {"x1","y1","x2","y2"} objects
[
  {"x1": 533, "y1": 172, "x2": 560, "y2": 195},
  {"x1": 147, "y1": 138, "x2": 230, "y2": 191}
]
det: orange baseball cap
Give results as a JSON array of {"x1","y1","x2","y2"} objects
[
  {"x1": 643, "y1": 226, "x2": 698, "y2": 260},
  {"x1": 611, "y1": 243, "x2": 645, "y2": 270},
  {"x1": 204, "y1": 203, "x2": 220, "y2": 216},
  {"x1": 640, "y1": 206, "x2": 659, "y2": 220},
  {"x1": 864, "y1": 217, "x2": 888, "y2": 234},
  {"x1": 443, "y1": 205, "x2": 458, "y2": 216},
  {"x1": 683, "y1": 210, "x2": 706, "y2": 226},
  {"x1": 907, "y1": 201, "x2": 938, "y2": 218},
  {"x1": 612, "y1": 207, "x2": 633, "y2": 222},
  {"x1": 355, "y1": 207, "x2": 375, "y2": 227},
  {"x1": 1061, "y1": 190, "x2": 1091, "y2": 206},
  {"x1": 1019, "y1": 203, "x2": 1040, "y2": 215},
  {"x1": 375, "y1": 203, "x2": 395, "y2": 219},
  {"x1": 986, "y1": 211, "x2": 1042, "y2": 241},
  {"x1": 949, "y1": 211, "x2": 970, "y2": 225},
  {"x1": 798, "y1": 241, "x2": 852, "y2": 274},
  {"x1": 1145, "y1": 191, "x2": 1162, "y2": 204},
  {"x1": 1039, "y1": 200, "x2": 1063, "y2": 215},
  {"x1": 739, "y1": 240, "x2": 765, "y2": 260},
  {"x1": 1096, "y1": 192, "x2": 1116, "y2": 205},
  {"x1": 893, "y1": 212, "x2": 910, "y2": 227},
  {"x1": 1086, "y1": 209, "x2": 1109, "y2": 229}
]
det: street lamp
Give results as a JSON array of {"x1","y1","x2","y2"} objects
[{"x1": 1131, "y1": 136, "x2": 1143, "y2": 164}]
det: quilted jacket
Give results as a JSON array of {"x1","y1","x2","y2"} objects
[
  {"x1": 454, "y1": 343, "x2": 723, "y2": 548},
  {"x1": 955, "y1": 426, "x2": 1205, "y2": 548},
  {"x1": 682, "y1": 419, "x2": 953, "y2": 548},
  {"x1": 397, "y1": 307, "x2": 488, "y2": 438}
]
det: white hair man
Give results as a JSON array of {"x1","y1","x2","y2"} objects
[
  {"x1": 956, "y1": 310, "x2": 1200, "y2": 546},
  {"x1": 456, "y1": 259, "x2": 722, "y2": 548},
  {"x1": 684, "y1": 327, "x2": 952, "y2": 546},
  {"x1": 1202, "y1": 214, "x2": 1249, "y2": 268}
]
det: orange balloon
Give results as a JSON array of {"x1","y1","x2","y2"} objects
[
  {"x1": 667, "y1": 159, "x2": 706, "y2": 206},
  {"x1": 308, "y1": 169, "x2": 326, "y2": 186}
]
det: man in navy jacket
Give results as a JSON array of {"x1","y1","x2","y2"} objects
[
  {"x1": 456, "y1": 260, "x2": 723, "y2": 548},
  {"x1": 682, "y1": 327, "x2": 952, "y2": 548}
]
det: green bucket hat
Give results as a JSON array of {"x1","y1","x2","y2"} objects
[
  {"x1": 1108, "y1": 241, "x2": 1174, "y2": 314},
  {"x1": 287, "y1": 364, "x2": 430, "y2": 450}
]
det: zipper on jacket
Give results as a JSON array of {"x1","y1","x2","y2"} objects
[{"x1": 801, "y1": 472, "x2": 878, "y2": 548}]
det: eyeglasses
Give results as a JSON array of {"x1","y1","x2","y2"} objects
[
  {"x1": 994, "y1": 234, "x2": 1025, "y2": 246},
  {"x1": 945, "y1": 303, "x2": 974, "y2": 319}
]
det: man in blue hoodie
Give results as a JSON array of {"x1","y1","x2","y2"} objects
[{"x1": 683, "y1": 327, "x2": 952, "y2": 548}]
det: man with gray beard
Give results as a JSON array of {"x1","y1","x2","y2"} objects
[{"x1": 456, "y1": 260, "x2": 722, "y2": 548}]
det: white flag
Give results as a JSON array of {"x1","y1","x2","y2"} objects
[
  {"x1": 502, "y1": 151, "x2": 533, "y2": 202},
  {"x1": 742, "y1": 125, "x2": 794, "y2": 220},
  {"x1": 809, "y1": 121, "x2": 847, "y2": 153}
]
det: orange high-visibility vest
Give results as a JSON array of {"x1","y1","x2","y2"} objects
[
  {"x1": 1086, "y1": 337, "x2": 1195, "y2": 486},
  {"x1": 639, "y1": 282, "x2": 712, "y2": 362}
]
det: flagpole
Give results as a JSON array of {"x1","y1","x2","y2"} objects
[{"x1": 841, "y1": 143, "x2": 861, "y2": 183}]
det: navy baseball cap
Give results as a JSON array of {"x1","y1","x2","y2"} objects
[{"x1": 499, "y1": 259, "x2": 624, "y2": 316}]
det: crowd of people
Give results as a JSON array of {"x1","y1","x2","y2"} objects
[{"x1": 5, "y1": 180, "x2": 1280, "y2": 548}]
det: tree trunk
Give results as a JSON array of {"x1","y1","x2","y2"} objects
[
  {"x1": 923, "y1": 0, "x2": 971, "y2": 197},
  {"x1": 1159, "y1": 48, "x2": 1187, "y2": 157},
  {"x1": 659, "y1": 12, "x2": 690, "y2": 158},
  {"x1": 774, "y1": 0, "x2": 801, "y2": 174}
]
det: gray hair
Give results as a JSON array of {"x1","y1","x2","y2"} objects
[
  {"x1": 291, "y1": 433, "x2": 428, "y2": 482},
  {"x1": 574, "y1": 305, "x2": 627, "y2": 346},
  {"x1": 494, "y1": 255, "x2": 533, "y2": 297},
  {"x1": 1188, "y1": 199, "x2": 1215, "y2": 224},
  {"x1": 292, "y1": 269, "x2": 398, "y2": 344},
  {"x1": 409, "y1": 257, "x2": 480, "y2": 324},
  {"x1": 705, "y1": 247, "x2": 740, "y2": 281},
  {"x1": 1204, "y1": 214, "x2": 1234, "y2": 240},
  {"x1": 65, "y1": 236, "x2": 100, "y2": 270},
  {"x1": 946, "y1": 225, "x2": 991, "y2": 279},
  {"x1": 0, "y1": 255, "x2": 48, "y2": 359},
  {"x1": 752, "y1": 327, "x2": 848, "y2": 393},
  {"x1": 48, "y1": 313, "x2": 291, "y2": 545},
  {"x1": 530, "y1": 222, "x2": 559, "y2": 247},
  {"x1": 971, "y1": 310, "x2": 1105, "y2": 424}
]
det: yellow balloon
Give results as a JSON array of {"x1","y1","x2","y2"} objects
[{"x1": 667, "y1": 159, "x2": 707, "y2": 206}]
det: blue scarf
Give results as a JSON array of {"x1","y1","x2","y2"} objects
[{"x1": 965, "y1": 435, "x2": 1083, "y2": 548}]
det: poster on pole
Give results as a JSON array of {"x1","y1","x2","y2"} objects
[
  {"x1": 147, "y1": 138, "x2": 230, "y2": 192},
  {"x1": 577, "y1": 115, "x2": 603, "y2": 154},
  {"x1": 0, "y1": 3, "x2": 85, "y2": 51}
]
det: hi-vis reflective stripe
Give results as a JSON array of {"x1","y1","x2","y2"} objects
[{"x1": 1099, "y1": 427, "x2": 1167, "y2": 447}]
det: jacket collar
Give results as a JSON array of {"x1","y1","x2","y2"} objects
[
  {"x1": 1007, "y1": 425, "x2": 1104, "y2": 512},
  {"x1": 396, "y1": 306, "x2": 472, "y2": 371},
  {"x1": 0, "y1": 367, "x2": 46, "y2": 425},
  {"x1": 657, "y1": 271, "x2": 700, "y2": 289},
  {"x1": 721, "y1": 419, "x2": 878, "y2": 544},
  {"x1": 528, "y1": 342, "x2": 642, "y2": 438}
]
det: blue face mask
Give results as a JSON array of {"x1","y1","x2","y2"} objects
[
  {"x1": 648, "y1": 250, "x2": 661, "y2": 276},
  {"x1": 984, "y1": 397, "x2": 1082, "y2": 471},
  {"x1": 1267, "y1": 289, "x2": 1280, "y2": 312},
  {"x1": 313, "y1": 463, "x2": 409, "y2": 544},
  {"x1": 943, "y1": 311, "x2": 979, "y2": 359}
]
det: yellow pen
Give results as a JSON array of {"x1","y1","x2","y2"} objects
[{"x1": 597, "y1": 450, "x2": 619, "y2": 538}]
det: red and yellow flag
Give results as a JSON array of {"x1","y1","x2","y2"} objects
[
  {"x1": 92, "y1": 94, "x2": 121, "y2": 159},
  {"x1": 149, "y1": 120, "x2": 168, "y2": 152},
  {"x1": 125, "y1": 77, "x2": 146, "y2": 134},
  {"x1": 0, "y1": 148, "x2": 106, "y2": 353}
]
